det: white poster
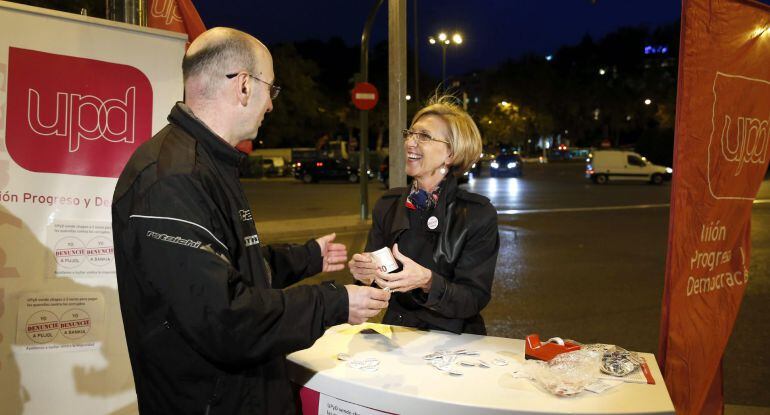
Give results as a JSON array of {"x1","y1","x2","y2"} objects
[{"x1": 0, "y1": 2, "x2": 186, "y2": 414}]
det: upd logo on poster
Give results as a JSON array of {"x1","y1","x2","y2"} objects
[{"x1": 6, "y1": 47, "x2": 153, "y2": 178}]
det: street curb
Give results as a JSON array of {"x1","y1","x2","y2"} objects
[{"x1": 256, "y1": 214, "x2": 373, "y2": 241}]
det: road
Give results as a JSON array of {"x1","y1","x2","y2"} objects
[{"x1": 243, "y1": 162, "x2": 770, "y2": 407}]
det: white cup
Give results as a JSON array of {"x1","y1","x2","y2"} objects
[{"x1": 371, "y1": 247, "x2": 398, "y2": 273}]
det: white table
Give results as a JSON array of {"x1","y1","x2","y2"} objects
[{"x1": 287, "y1": 324, "x2": 675, "y2": 415}]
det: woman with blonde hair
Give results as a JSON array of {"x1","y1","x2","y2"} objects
[{"x1": 349, "y1": 96, "x2": 499, "y2": 334}]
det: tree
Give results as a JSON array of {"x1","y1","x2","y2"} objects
[
  {"x1": 466, "y1": 21, "x2": 679, "y2": 152},
  {"x1": 259, "y1": 44, "x2": 332, "y2": 148}
]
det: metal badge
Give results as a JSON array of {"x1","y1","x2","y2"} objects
[{"x1": 427, "y1": 216, "x2": 438, "y2": 230}]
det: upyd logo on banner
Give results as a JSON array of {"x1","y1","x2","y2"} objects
[
  {"x1": 146, "y1": 0, "x2": 206, "y2": 45},
  {"x1": 709, "y1": 72, "x2": 770, "y2": 199},
  {"x1": 658, "y1": 1, "x2": 770, "y2": 414},
  {"x1": 150, "y1": 0, "x2": 183, "y2": 26},
  {"x1": 5, "y1": 47, "x2": 152, "y2": 178}
]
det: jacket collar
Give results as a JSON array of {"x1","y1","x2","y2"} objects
[
  {"x1": 391, "y1": 174, "x2": 458, "y2": 235},
  {"x1": 168, "y1": 102, "x2": 246, "y2": 167}
]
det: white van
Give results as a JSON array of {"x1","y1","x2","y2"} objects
[{"x1": 586, "y1": 150, "x2": 672, "y2": 185}]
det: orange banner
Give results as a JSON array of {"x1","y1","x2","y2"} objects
[
  {"x1": 147, "y1": 0, "x2": 206, "y2": 42},
  {"x1": 658, "y1": 1, "x2": 770, "y2": 414}
]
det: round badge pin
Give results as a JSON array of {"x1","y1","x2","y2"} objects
[{"x1": 427, "y1": 216, "x2": 439, "y2": 230}]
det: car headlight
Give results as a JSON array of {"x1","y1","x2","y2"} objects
[
  {"x1": 490, "y1": 162, "x2": 499, "y2": 169},
  {"x1": 666, "y1": 167, "x2": 673, "y2": 174},
  {"x1": 507, "y1": 162, "x2": 517, "y2": 168}
]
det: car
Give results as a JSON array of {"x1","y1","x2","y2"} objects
[
  {"x1": 293, "y1": 158, "x2": 366, "y2": 184},
  {"x1": 261, "y1": 156, "x2": 287, "y2": 176},
  {"x1": 489, "y1": 154, "x2": 523, "y2": 177},
  {"x1": 260, "y1": 158, "x2": 276, "y2": 176},
  {"x1": 586, "y1": 150, "x2": 672, "y2": 185}
]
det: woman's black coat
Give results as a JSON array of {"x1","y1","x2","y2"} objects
[{"x1": 365, "y1": 175, "x2": 500, "y2": 334}]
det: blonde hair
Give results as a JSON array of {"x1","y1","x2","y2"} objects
[{"x1": 411, "y1": 95, "x2": 482, "y2": 176}]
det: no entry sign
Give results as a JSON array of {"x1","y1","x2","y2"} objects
[{"x1": 352, "y1": 82, "x2": 378, "y2": 110}]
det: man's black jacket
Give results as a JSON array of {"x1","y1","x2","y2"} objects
[{"x1": 112, "y1": 103, "x2": 348, "y2": 414}]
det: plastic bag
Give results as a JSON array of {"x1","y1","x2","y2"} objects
[
  {"x1": 519, "y1": 348, "x2": 603, "y2": 396},
  {"x1": 517, "y1": 343, "x2": 644, "y2": 396}
]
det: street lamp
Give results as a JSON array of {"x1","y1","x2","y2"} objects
[{"x1": 428, "y1": 31, "x2": 463, "y2": 86}]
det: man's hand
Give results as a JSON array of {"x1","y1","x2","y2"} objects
[
  {"x1": 345, "y1": 285, "x2": 391, "y2": 325},
  {"x1": 374, "y1": 244, "x2": 432, "y2": 293},
  {"x1": 348, "y1": 253, "x2": 378, "y2": 285},
  {"x1": 316, "y1": 233, "x2": 348, "y2": 273}
]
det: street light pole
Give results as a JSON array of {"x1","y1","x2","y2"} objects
[
  {"x1": 389, "y1": 0, "x2": 408, "y2": 190},
  {"x1": 359, "y1": 0, "x2": 385, "y2": 221},
  {"x1": 441, "y1": 43, "x2": 447, "y2": 86}
]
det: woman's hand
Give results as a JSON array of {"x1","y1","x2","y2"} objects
[
  {"x1": 348, "y1": 252, "x2": 378, "y2": 285},
  {"x1": 375, "y1": 244, "x2": 433, "y2": 293},
  {"x1": 316, "y1": 233, "x2": 348, "y2": 272}
]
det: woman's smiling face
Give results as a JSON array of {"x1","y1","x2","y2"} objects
[{"x1": 404, "y1": 115, "x2": 453, "y2": 181}]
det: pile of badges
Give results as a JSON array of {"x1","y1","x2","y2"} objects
[
  {"x1": 337, "y1": 353, "x2": 381, "y2": 372},
  {"x1": 423, "y1": 348, "x2": 509, "y2": 376},
  {"x1": 600, "y1": 347, "x2": 641, "y2": 377}
]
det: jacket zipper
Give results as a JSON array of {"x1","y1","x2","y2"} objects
[
  {"x1": 142, "y1": 320, "x2": 171, "y2": 343},
  {"x1": 204, "y1": 376, "x2": 224, "y2": 415}
]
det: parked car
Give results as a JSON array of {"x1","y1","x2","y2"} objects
[
  {"x1": 260, "y1": 158, "x2": 276, "y2": 176},
  {"x1": 293, "y1": 158, "x2": 370, "y2": 184},
  {"x1": 261, "y1": 156, "x2": 287, "y2": 176},
  {"x1": 489, "y1": 154, "x2": 523, "y2": 177},
  {"x1": 378, "y1": 155, "x2": 469, "y2": 188},
  {"x1": 586, "y1": 150, "x2": 672, "y2": 185}
]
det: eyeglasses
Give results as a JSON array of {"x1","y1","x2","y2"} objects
[
  {"x1": 226, "y1": 72, "x2": 281, "y2": 100},
  {"x1": 401, "y1": 129, "x2": 451, "y2": 146}
]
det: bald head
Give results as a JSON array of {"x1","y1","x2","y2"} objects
[
  {"x1": 180, "y1": 28, "x2": 275, "y2": 145},
  {"x1": 183, "y1": 27, "x2": 269, "y2": 99}
]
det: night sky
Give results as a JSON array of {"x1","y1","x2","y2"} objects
[{"x1": 195, "y1": 0, "x2": 683, "y2": 77}]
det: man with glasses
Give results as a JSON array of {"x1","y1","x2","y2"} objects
[{"x1": 112, "y1": 27, "x2": 390, "y2": 414}]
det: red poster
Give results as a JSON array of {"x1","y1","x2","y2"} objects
[
  {"x1": 147, "y1": 0, "x2": 206, "y2": 42},
  {"x1": 5, "y1": 48, "x2": 153, "y2": 178},
  {"x1": 658, "y1": 1, "x2": 770, "y2": 414}
]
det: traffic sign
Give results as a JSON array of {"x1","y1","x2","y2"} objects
[{"x1": 352, "y1": 82, "x2": 378, "y2": 110}]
